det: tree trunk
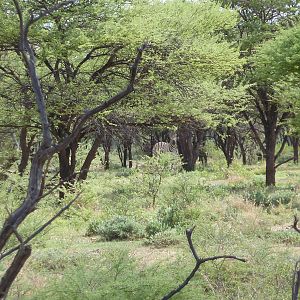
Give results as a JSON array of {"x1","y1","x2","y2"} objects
[
  {"x1": 291, "y1": 137, "x2": 299, "y2": 164},
  {"x1": 102, "y1": 135, "x2": 112, "y2": 170},
  {"x1": 265, "y1": 112, "x2": 277, "y2": 186},
  {"x1": 78, "y1": 135, "x2": 102, "y2": 181},
  {"x1": 103, "y1": 148, "x2": 110, "y2": 170},
  {"x1": 128, "y1": 144, "x2": 133, "y2": 168},
  {"x1": 58, "y1": 141, "x2": 78, "y2": 198},
  {"x1": 215, "y1": 126, "x2": 237, "y2": 167},
  {"x1": 177, "y1": 125, "x2": 201, "y2": 171},
  {"x1": 123, "y1": 143, "x2": 128, "y2": 168},
  {"x1": 0, "y1": 245, "x2": 32, "y2": 299},
  {"x1": 265, "y1": 138, "x2": 276, "y2": 186},
  {"x1": 18, "y1": 128, "x2": 35, "y2": 176},
  {"x1": 236, "y1": 135, "x2": 247, "y2": 165}
]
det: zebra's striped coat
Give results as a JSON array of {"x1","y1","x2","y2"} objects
[{"x1": 152, "y1": 141, "x2": 178, "y2": 155}]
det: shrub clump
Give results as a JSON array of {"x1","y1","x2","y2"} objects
[
  {"x1": 143, "y1": 229, "x2": 181, "y2": 248},
  {"x1": 244, "y1": 187, "x2": 295, "y2": 207},
  {"x1": 86, "y1": 216, "x2": 143, "y2": 241}
]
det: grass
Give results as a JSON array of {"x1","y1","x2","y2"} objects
[{"x1": 1, "y1": 152, "x2": 300, "y2": 299}]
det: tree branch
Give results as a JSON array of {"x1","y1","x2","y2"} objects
[
  {"x1": 49, "y1": 42, "x2": 148, "y2": 156},
  {"x1": 0, "y1": 193, "x2": 80, "y2": 262},
  {"x1": 161, "y1": 227, "x2": 246, "y2": 300},
  {"x1": 243, "y1": 112, "x2": 266, "y2": 154},
  {"x1": 27, "y1": 1, "x2": 75, "y2": 27},
  {"x1": 0, "y1": 245, "x2": 31, "y2": 299},
  {"x1": 275, "y1": 136, "x2": 288, "y2": 161},
  {"x1": 275, "y1": 157, "x2": 294, "y2": 169}
]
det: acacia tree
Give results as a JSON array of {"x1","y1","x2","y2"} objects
[
  {"x1": 254, "y1": 23, "x2": 300, "y2": 135},
  {"x1": 0, "y1": 1, "x2": 245, "y2": 296},
  {"x1": 219, "y1": 0, "x2": 299, "y2": 185},
  {"x1": 0, "y1": 0, "x2": 147, "y2": 297}
]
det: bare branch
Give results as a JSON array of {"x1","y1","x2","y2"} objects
[
  {"x1": 11, "y1": 226, "x2": 24, "y2": 244},
  {"x1": 0, "y1": 245, "x2": 31, "y2": 299},
  {"x1": 0, "y1": 193, "x2": 80, "y2": 262},
  {"x1": 28, "y1": 1, "x2": 75, "y2": 27},
  {"x1": 243, "y1": 112, "x2": 266, "y2": 154},
  {"x1": 275, "y1": 157, "x2": 294, "y2": 169},
  {"x1": 13, "y1": 0, "x2": 52, "y2": 148},
  {"x1": 49, "y1": 43, "x2": 148, "y2": 156},
  {"x1": 275, "y1": 136, "x2": 288, "y2": 161},
  {"x1": 161, "y1": 227, "x2": 246, "y2": 300}
]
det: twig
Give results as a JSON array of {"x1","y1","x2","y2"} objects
[
  {"x1": 0, "y1": 193, "x2": 80, "y2": 261},
  {"x1": 275, "y1": 157, "x2": 294, "y2": 169},
  {"x1": 161, "y1": 227, "x2": 246, "y2": 300}
]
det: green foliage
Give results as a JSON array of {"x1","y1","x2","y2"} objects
[
  {"x1": 86, "y1": 216, "x2": 143, "y2": 241},
  {"x1": 254, "y1": 24, "x2": 300, "y2": 83},
  {"x1": 138, "y1": 153, "x2": 182, "y2": 207},
  {"x1": 144, "y1": 228, "x2": 181, "y2": 248},
  {"x1": 244, "y1": 186, "x2": 296, "y2": 207}
]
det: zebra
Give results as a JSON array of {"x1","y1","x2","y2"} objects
[{"x1": 152, "y1": 140, "x2": 178, "y2": 155}]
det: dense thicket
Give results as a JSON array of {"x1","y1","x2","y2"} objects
[{"x1": 0, "y1": 0, "x2": 300, "y2": 298}]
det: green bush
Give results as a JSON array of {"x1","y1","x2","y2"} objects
[
  {"x1": 144, "y1": 229, "x2": 181, "y2": 248},
  {"x1": 158, "y1": 206, "x2": 180, "y2": 228},
  {"x1": 244, "y1": 187, "x2": 296, "y2": 207},
  {"x1": 86, "y1": 216, "x2": 143, "y2": 241},
  {"x1": 145, "y1": 219, "x2": 165, "y2": 237}
]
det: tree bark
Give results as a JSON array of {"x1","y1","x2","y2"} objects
[
  {"x1": 291, "y1": 137, "x2": 299, "y2": 164},
  {"x1": 78, "y1": 135, "x2": 102, "y2": 181},
  {"x1": 177, "y1": 125, "x2": 201, "y2": 171},
  {"x1": 0, "y1": 245, "x2": 31, "y2": 299},
  {"x1": 215, "y1": 126, "x2": 237, "y2": 167},
  {"x1": 128, "y1": 143, "x2": 133, "y2": 168},
  {"x1": 102, "y1": 134, "x2": 112, "y2": 170},
  {"x1": 58, "y1": 141, "x2": 78, "y2": 198},
  {"x1": 264, "y1": 101, "x2": 278, "y2": 186},
  {"x1": 18, "y1": 127, "x2": 35, "y2": 176},
  {"x1": 265, "y1": 130, "x2": 276, "y2": 186},
  {"x1": 123, "y1": 143, "x2": 128, "y2": 168}
]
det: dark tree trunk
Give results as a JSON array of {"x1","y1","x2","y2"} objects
[
  {"x1": 18, "y1": 128, "x2": 35, "y2": 176},
  {"x1": 58, "y1": 141, "x2": 78, "y2": 198},
  {"x1": 0, "y1": 245, "x2": 32, "y2": 299},
  {"x1": 245, "y1": 87, "x2": 282, "y2": 186},
  {"x1": 117, "y1": 145, "x2": 124, "y2": 167},
  {"x1": 177, "y1": 125, "x2": 201, "y2": 171},
  {"x1": 291, "y1": 137, "x2": 299, "y2": 164},
  {"x1": 128, "y1": 144, "x2": 133, "y2": 168},
  {"x1": 262, "y1": 92, "x2": 278, "y2": 186},
  {"x1": 198, "y1": 148, "x2": 207, "y2": 166},
  {"x1": 265, "y1": 128, "x2": 276, "y2": 186},
  {"x1": 215, "y1": 126, "x2": 237, "y2": 167},
  {"x1": 102, "y1": 134, "x2": 112, "y2": 170},
  {"x1": 103, "y1": 148, "x2": 110, "y2": 170},
  {"x1": 78, "y1": 135, "x2": 102, "y2": 181},
  {"x1": 236, "y1": 134, "x2": 247, "y2": 165},
  {"x1": 123, "y1": 143, "x2": 128, "y2": 168}
]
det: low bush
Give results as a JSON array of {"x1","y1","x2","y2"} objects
[
  {"x1": 86, "y1": 216, "x2": 143, "y2": 241},
  {"x1": 244, "y1": 187, "x2": 296, "y2": 207},
  {"x1": 143, "y1": 229, "x2": 181, "y2": 248}
]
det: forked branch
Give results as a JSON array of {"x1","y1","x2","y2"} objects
[{"x1": 161, "y1": 227, "x2": 246, "y2": 300}]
